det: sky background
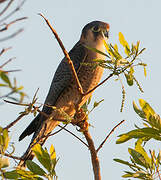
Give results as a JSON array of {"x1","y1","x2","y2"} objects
[{"x1": 1, "y1": 0, "x2": 161, "y2": 179}]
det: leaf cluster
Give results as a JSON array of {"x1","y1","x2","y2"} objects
[
  {"x1": 2, "y1": 144, "x2": 58, "y2": 180},
  {"x1": 115, "y1": 100, "x2": 161, "y2": 179}
]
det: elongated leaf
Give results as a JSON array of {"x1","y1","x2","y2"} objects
[
  {"x1": 83, "y1": 44, "x2": 110, "y2": 58},
  {"x1": 124, "y1": 73, "x2": 133, "y2": 86},
  {"x1": 50, "y1": 144, "x2": 56, "y2": 161},
  {"x1": 3, "y1": 129, "x2": 9, "y2": 151},
  {"x1": 144, "y1": 66, "x2": 147, "y2": 77},
  {"x1": 32, "y1": 144, "x2": 51, "y2": 172},
  {"x1": 0, "y1": 72, "x2": 11, "y2": 87},
  {"x1": 139, "y1": 99, "x2": 155, "y2": 119},
  {"x1": 128, "y1": 148, "x2": 147, "y2": 168},
  {"x1": 148, "y1": 114, "x2": 161, "y2": 130},
  {"x1": 3, "y1": 170, "x2": 19, "y2": 179},
  {"x1": 114, "y1": 159, "x2": 144, "y2": 170},
  {"x1": 93, "y1": 99, "x2": 104, "y2": 108},
  {"x1": 118, "y1": 32, "x2": 130, "y2": 55},
  {"x1": 116, "y1": 127, "x2": 161, "y2": 144},
  {"x1": 135, "y1": 139, "x2": 151, "y2": 168},
  {"x1": 133, "y1": 101, "x2": 145, "y2": 119},
  {"x1": 26, "y1": 160, "x2": 46, "y2": 176}
]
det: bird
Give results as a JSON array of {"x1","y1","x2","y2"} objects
[{"x1": 18, "y1": 21, "x2": 110, "y2": 166}]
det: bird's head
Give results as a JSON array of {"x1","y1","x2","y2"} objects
[{"x1": 80, "y1": 21, "x2": 110, "y2": 49}]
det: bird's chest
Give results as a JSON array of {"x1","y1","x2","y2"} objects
[{"x1": 55, "y1": 51, "x2": 105, "y2": 116}]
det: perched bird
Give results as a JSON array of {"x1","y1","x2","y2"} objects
[{"x1": 18, "y1": 21, "x2": 110, "y2": 166}]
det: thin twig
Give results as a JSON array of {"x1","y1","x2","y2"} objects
[
  {"x1": 84, "y1": 130, "x2": 101, "y2": 180},
  {"x1": 3, "y1": 113, "x2": 26, "y2": 130},
  {"x1": 0, "y1": 47, "x2": 12, "y2": 56},
  {"x1": 0, "y1": 28, "x2": 24, "y2": 42},
  {"x1": 0, "y1": 0, "x2": 27, "y2": 23},
  {"x1": 2, "y1": 69, "x2": 21, "y2": 73},
  {"x1": 48, "y1": 124, "x2": 68, "y2": 137},
  {"x1": 83, "y1": 73, "x2": 114, "y2": 96},
  {"x1": 0, "y1": 17, "x2": 27, "y2": 32},
  {"x1": 58, "y1": 125, "x2": 89, "y2": 147},
  {"x1": 4, "y1": 99, "x2": 29, "y2": 106},
  {"x1": 0, "y1": 57, "x2": 15, "y2": 68},
  {"x1": 96, "y1": 120, "x2": 125, "y2": 152},
  {"x1": 0, "y1": 91, "x2": 15, "y2": 99},
  {"x1": 39, "y1": 13, "x2": 84, "y2": 95},
  {"x1": 0, "y1": 0, "x2": 14, "y2": 17},
  {"x1": 3, "y1": 152, "x2": 22, "y2": 160}
]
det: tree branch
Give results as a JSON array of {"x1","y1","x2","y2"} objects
[
  {"x1": 0, "y1": 17, "x2": 27, "y2": 32},
  {"x1": 83, "y1": 130, "x2": 101, "y2": 180},
  {"x1": 0, "y1": 0, "x2": 27, "y2": 23},
  {"x1": 39, "y1": 13, "x2": 84, "y2": 95},
  {"x1": 83, "y1": 73, "x2": 114, "y2": 96},
  {"x1": 97, "y1": 120, "x2": 125, "y2": 152},
  {"x1": 0, "y1": 0, "x2": 14, "y2": 17},
  {"x1": 0, "y1": 28, "x2": 24, "y2": 42}
]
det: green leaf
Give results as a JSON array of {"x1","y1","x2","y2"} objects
[
  {"x1": 148, "y1": 114, "x2": 161, "y2": 130},
  {"x1": 118, "y1": 32, "x2": 130, "y2": 55},
  {"x1": 0, "y1": 84, "x2": 8, "y2": 87},
  {"x1": 26, "y1": 160, "x2": 46, "y2": 176},
  {"x1": 116, "y1": 127, "x2": 161, "y2": 144},
  {"x1": 3, "y1": 170, "x2": 19, "y2": 179},
  {"x1": 135, "y1": 139, "x2": 151, "y2": 168},
  {"x1": 139, "y1": 99, "x2": 155, "y2": 119},
  {"x1": 32, "y1": 144, "x2": 51, "y2": 172},
  {"x1": 144, "y1": 66, "x2": 147, "y2": 77},
  {"x1": 133, "y1": 101, "x2": 146, "y2": 119},
  {"x1": 0, "y1": 72, "x2": 11, "y2": 87},
  {"x1": 128, "y1": 148, "x2": 148, "y2": 168},
  {"x1": 83, "y1": 44, "x2": 110, "y2": 58},
  {"x1": 93, "y1": 99, "x2": 104, "y2": 108},
  {"x1": 133, "y1": 101, "x2": 145, "y2": 119},
  {"x1": 113, "y1": 159, "x2": 144, "y2": 170},
  {"x1": 124, "y1": 73, "x2": 133, "y2": 86},
  {"x1": 122, "y1": 172, "x2": 133, "y2": 178},
  {"x1": 3, "y1": 129, "x2": 9, "y2": 151},
  {"x1": 16, "y1": 169, "x2": 42, "y2": 179},
  {"x1": 50, "y1": 144, "x2": 56, "y2": 161}
]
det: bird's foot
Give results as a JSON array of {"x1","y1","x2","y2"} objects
[{"x1": 74, "y1": 108, "x2": 89, "y2": 132}]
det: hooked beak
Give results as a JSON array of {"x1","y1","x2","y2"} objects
[{"x1": 103, "y1": 29, "x2": 109, "y2": 38}]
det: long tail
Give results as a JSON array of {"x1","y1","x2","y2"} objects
[{"x1": 18, "y1": 115, "x2": 60, "y2": 168}]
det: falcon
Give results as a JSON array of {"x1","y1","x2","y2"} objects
[{"x1": 19, "y1": 21, "x2": 110, "y2": 166}]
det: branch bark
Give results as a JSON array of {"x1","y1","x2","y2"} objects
[{"x1": 84, "y1": 130, "x2": 101, "y2": 180}]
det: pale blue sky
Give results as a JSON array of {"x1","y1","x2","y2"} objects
[{"x1": 1, "y1": 0, "x2": 161, "y2": 179}]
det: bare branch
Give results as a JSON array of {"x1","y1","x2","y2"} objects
[
  {"x1": 0, "y1": 17, "x2": 27, "y2": 32},
  {"x1": 0, "y1": 57, "x2": 15, "y2": 68},
  {"x1": 0, "y1": 47, "x2": 12, "y2": 56},
  {"x1": 3, "y1": 99, "x2": 29, "y2": 106},
  {"x1": 58, "y1": 125, "x2": 89, "y2": 148},
  {"x1": 3, "y1": 113, "x2": 26, "y2": 130},
  {"x1": 83, "y1": 73, "x2": 114, "y2": 96},
  {"x1": 83, "y1": 130, "x2": 101, "y2": 180},
  {"x1": 39, "y1": 13, "x2": 84, "y2": 95},
  {"x1": 97, "y1": 120, "x2": 125, "y2": 153},
  {"x1": 0, "y1": 0, "x2": 27, "y2": 23},
  {"x1": 3, "y1": 152, "x2": 22, "y2": 160},
  {"x1": 0, "y1": 28, "x2": 24, "y2": 42},
  {"x1": 2, "y1": 69, "x2": 21, "y2": 73},
  {"x1": 0, "y1": 0, "x2": 14, "y2": 17},
  {"x1": 0, "y1": 91, "x2": 16, "y2": 100}
]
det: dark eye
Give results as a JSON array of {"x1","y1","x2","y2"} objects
[{"x1": 92, "y1": 25, "x2": 100, "y2": 32}]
